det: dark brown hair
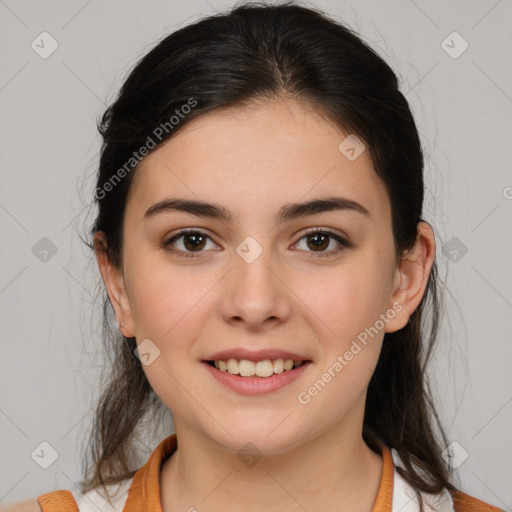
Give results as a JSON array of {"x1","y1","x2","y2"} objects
[{"x1": 81, "y1": 2, "x2": 458, "y2": 510}]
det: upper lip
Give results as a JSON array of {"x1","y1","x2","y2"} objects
[{"x1": 204, "y1": 348, "x2": 310, "y2": 362}]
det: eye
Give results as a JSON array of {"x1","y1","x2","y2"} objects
[
  {"x1": 163, "y1": 229, "x2": 218, "y2": 258},
  {"x1": 292, "y1": 228, "x2": 352, "y2": 257},
  {"x1": 163, "y1": 228, "x2": 352, "y2": 259}
]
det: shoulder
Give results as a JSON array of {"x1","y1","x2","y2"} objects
[
  {"x1": 450, "y1": 489, "x2": 505, "y2": 512},
  {"x1": 1, "y1": 478, "x2": 133, "y2": 512},
  {"x1": 389, "y1": 448, "x2": 504, "y2": 512},
  {"x1": 0, "y1": 498, "x2": 41, "y2": 511},
  {"x1": 74, "y1": 478, "x2": 133, "y2": 512}
]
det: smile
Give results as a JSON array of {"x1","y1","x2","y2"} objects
[
  {"x1": 203, "y1": 359, "x2": 312, "y2": 395},
  {"x1": 206, "y1": 358, "x2": 307, "y2": 378}
]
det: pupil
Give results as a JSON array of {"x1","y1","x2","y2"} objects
[
  {"x1": 308, "y1": 233, "x2": 328, "y2": 251},
  {"x1": 185, "y1": 233, "x2": 205, "y2": 251}
]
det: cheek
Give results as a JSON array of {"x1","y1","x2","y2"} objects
[
  {"x1": 301, "y1": 282, "x2": 386, "y2": 412},
  {"x1": 127, "y1": 259, "x2": 219, "y2": 348},
  {"x1": 125, "y1": 264, "x2": 216, "y2": 405},
  {"x1": 309, "y1": 259, "x2": 394, "y2": 341},
  {"x1": 302, "y1": 254, "x2": 394, "y2": 388}
]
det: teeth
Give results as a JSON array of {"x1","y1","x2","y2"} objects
[
  {"x1": 227, "y1": 358, "x2": 239, "y2": 375},
  {"x1": 256, "y1": 360, "x2": 275, "y2": 377},
  {"x1": 273, "y1": 359, "x2": 284, "y2": 374},
  {"x1": 212, "y1": 358, "x2": 305, "y2": 378},
  {"x1": 239, "y1": 359, "x2": 257, "y2": 377}
]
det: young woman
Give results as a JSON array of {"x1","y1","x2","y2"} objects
[{"x1": 6, "y1": 2, "x2": 504, "y2": 511}]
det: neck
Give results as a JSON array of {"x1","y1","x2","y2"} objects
[{"x1": 159, "y1": 423, "x2": 383, "y2": 512}]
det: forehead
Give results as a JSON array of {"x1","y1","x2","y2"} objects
[{"x1": 126, "y1": 98, "x2": 390, "y2": 224}]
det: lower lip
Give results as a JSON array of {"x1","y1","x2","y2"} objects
[{"x1": 203, "y1": 361, "x2": 312, "y2": 395}]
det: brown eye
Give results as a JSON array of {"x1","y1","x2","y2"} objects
[
  {"x1": 293, "y1": 229, "x2": 351, "y2": 257},
  {"x1": 181, "y1": 232, "x2": 207, "y2": 251},
  {"x1": 305, "y1": 232, "x2": 330, "y2": 251},
  {"x1": 164, "y1": 230, "x2": 217, "y2": 258}
]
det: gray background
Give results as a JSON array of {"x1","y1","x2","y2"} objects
[{"x1": 1, "y1": 0, "x2": 511, "y2": 508}]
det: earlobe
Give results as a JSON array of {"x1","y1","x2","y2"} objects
[
  {"x1": 385, "y1": 222, "x2": 436, "y2": 333},
  {"x1": 93, "y1": 232, "x2": 135, "y2": 337}
]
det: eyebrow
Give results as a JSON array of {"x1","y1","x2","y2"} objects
[{"x1": 144, "y1": 196, "x2": 371, "y2": 223}]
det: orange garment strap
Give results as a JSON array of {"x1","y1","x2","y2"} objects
[
  {"x1": 451, "y1": 488, "x2": 505, "y2": 512},
  {"x1": 371, "y1": 442, "x2": 394, "y2": 512},
  {"x1": 123, "y1": 434, "x2": 178, "y2": 512},
  {"x1": 37, "y1": 490, "x2": 79, "y2": 511},
  {"x1": 122, "y1": 433, "x2": 393, "y2": 512}
]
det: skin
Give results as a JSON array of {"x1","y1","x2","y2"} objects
[{"x1": 91, "y1": 96, "x2": 435, "y2": 512}]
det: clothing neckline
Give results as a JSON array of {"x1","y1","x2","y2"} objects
[{"x1": 122, "y1": 433, "x2": 394, "y2": 512}]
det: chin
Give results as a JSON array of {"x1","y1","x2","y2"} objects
[{"x1": 206, "y1": 419, "x2": 303, "y2": 455}]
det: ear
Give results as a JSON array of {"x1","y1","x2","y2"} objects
[
  {"x1": 384, "y1": 222, "x2": 436, "y2": 332},
  {"x1": 93, "y1": 231, "x2": 135, "y2": 338}
]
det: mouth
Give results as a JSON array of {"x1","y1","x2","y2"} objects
[{"x1": 203, "y1": 358, "x2": 312, "y2": 378}]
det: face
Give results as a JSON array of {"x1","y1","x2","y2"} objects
[{"x1": 97, "y1": 97, "x2": 430, "y2": 454}]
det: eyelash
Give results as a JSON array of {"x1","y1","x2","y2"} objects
[{"x1": 163, "y1": 228, "x2": 352, "y2": 259}]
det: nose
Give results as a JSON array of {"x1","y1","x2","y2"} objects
[{"x1": 219, "y1": 243, "x2": 292, "y2": 331}]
